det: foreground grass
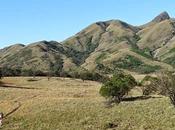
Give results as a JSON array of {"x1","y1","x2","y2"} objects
[{"x1": 0, "y1": 77, "x2": 175, "y2": 130}]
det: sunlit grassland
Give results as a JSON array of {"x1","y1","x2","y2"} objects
[{"x1": 0, "y1": 77, "x2": 175, "y2": 130}]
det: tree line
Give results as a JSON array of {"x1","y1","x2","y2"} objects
[{"x1": 0, "y1": 67, "x2": 108, "y2": 82}]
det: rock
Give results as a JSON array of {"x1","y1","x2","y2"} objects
[{"x1": 152, "y1": 11, "x2": 170, "y2": 23}]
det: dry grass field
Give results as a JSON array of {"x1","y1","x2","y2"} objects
[{"x1": 0, "y1": 77, "x2": 175, "y2": 130}]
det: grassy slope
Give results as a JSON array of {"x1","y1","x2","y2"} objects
[
  {"x1": 0, "y1": 77, "x2": 175, "y2": 130},
  {"x1": 102, "y1": 49, "x2": 173, "y2": 73}
]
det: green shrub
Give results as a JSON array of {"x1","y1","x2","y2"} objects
[{"x1": 99, "y1": 73, "x2": 137, "y2": 104}]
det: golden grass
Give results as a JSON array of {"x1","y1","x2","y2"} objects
[{"x1": 0, "y1": 77, "x2": 175, "y2": 130}]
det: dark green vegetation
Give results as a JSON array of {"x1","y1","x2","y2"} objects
[
  {"x1": 112, "y1": 55, "x2": 161, "y2": 74},
  {"x1": 164, "y1": 55, "x2": 175, "y2": 66},
  {"x1": 169, "y1": 48, "x2": 175, "y2": 53},
  {"x1": 131, "y1": 47, "x2": 152, "y2": 59},
  {"x1": 68, "y1": 69, "x2": 109, "y2": 82},
  {"x1": 100, "y1": 73, "x2": 137, "y2": 104},
  {"x1": 0, "y1": 66, "x2": 108, "y2": 83},
  {"x1": 96, "y1": 63, "x2": 114, "y2": 74}
]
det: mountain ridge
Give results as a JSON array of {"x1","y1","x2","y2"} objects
[{"x1": 1, "y1": 11, "x2": 175, "y2": 75}]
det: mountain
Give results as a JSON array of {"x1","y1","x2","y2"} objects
[
  {"x1": 140, "y1": 11, "x2": 170, "y2": 28},
  {"x1": 0, "y1": 41, "x2": 79, "y2": 73},
  {"x1": 0, "y1": 11, "x2": 175, "y2": 75}
]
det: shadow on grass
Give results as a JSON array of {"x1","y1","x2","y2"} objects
[
  {"x1": 122, "y1": 95, "x2": 162, "y2": 102},
  {"x1": 4, "y1": 102, "x2": 21, "y2": 119},
  {"x1": 0, "y1": 82, "x2": 39, "y2": 90},
  {"x1": 104, "y1": 96, "x2": 163, "y2": 108},
  {"x1": 27, "y1": 78, "x2": 41, "y2": 82}
]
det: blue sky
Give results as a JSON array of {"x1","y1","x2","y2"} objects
[{"x1": 0, "y1": 0, "x2": 175, "y2": 48}]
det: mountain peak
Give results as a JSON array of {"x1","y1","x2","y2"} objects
[{"x1": 152, "y1": 11, "x2": 170, "y2": 23}]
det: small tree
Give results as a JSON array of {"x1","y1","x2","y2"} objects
[
  {"x1": 155, "y1": 72, "x2": 175, "y2": 106},
  {"x1": 142, "y1": 72, "x2": 175, "y2": 106},
  {"x1": 49, "y1": 55, "x2": 64, "y2": 77},
  {"x1": 141, "y1": 76, "x2": 159, "y2": 95},
  {"x1": 99, "y1": 73, "x2": 137, "y2": 104}
]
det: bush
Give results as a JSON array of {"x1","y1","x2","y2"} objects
[
  {"x1": 141, "y1": 76, "x2": 159, "y2": 95},
  {"x1": 142, "y1": 72, "x2": 175, "y2": 106},
  {"x1": 156, "y1": 72, "x2": 175, "y2": 106},
  {"x1": 99, "y1": 73, "x2": 137, "y2": 104}
]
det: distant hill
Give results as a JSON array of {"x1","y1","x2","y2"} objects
[{"x1": 1, "y1": 11, "x2": 175, "y2": 75}]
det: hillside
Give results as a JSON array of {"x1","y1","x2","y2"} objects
[
  {"x1": 1, "y1": 11, "x2": 175, "y2": 75},
  {"x1": 0, "y1": 41, "x2": 78, "y2": 72}
]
